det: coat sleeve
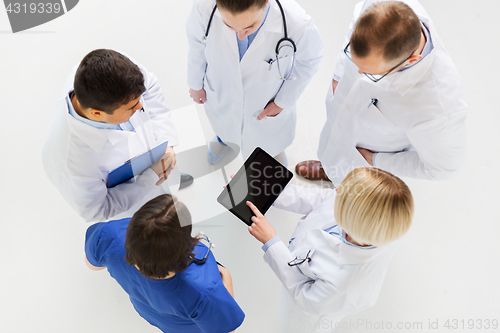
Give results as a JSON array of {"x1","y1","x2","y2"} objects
[
  {"x1": 375, "y1": 110, "x2": 467, "y2": 180},
  {"x1": 273, "y1": 15, "x2": 323, "y2": 110},
  {"x1": 186, "y1": 0, "x2": 210, "y2": 91},
  {"x1": 263, "y1": 241, "x2": 342, "y2": 315},
  {"x1": 273, "y1": 184, "x2": 335, "y2": 215},
  {"x1": 191, "y1": 281, "x2": 245, "y2": 332},
  {"x1": 331, "y1": 1, "x2": 365, "y2": 82},
  {"x1": 44, "y1": 168, "x2": 169, "y2": 222},
  {"x1": 128, "y1": 57, "x2": 179, "y2": 147}
]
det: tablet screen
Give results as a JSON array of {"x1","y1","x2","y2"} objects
[{"x1": 217, "y1": 147, "x2": 293, "y2": 225}]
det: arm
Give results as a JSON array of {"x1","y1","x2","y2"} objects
[
  {"x1": 331, "y1": 1, "x2": 365, "y2": 82},
  {"x1": 45, "y1": 169, "x2": 169, "y2": 222},
  {"x1": 247, "y1": 202, "x2": 341, "y2": 315},
  {"x1": 84, "y1": 222, "x2": 111, "y2": 269},
  {"x1": 135, "y1": 62, "x2": 179, "y2": 147},
  {"x1": 375, "y1": 111, "x2": 467, "y2": 180},
  {"x1": 273, "y1": 184, "x2": 335, "y2": 215},
  {"x1": 85, "y1": 255, "x2": 105, "y2": 271},
  {"x1": 264, "y1": 241, "x2": 341, "y2": 315},
  {"x1": 218, "y1": 265, "x2": 234, "y2": 298},
  {"x1": 272, "y1": 18, "x2": 323, "y2": 111},
  {"x1": 186, "y1": 0, "x2": 209, "y2": 92},
  {"x1": 191, "y1": 271, "x2": 245, "y2": 333}
]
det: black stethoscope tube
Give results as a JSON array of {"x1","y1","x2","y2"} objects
[{"x1": 203, "y1": 0, "x2": 297, "y2": 54}]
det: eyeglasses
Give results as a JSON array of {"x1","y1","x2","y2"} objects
[
  {"x1": 343, "y1": 42, "x2": 416, "y2": 83},
  {"x1": 287, "y1": 250, "x2": 312, "y2": 267}
]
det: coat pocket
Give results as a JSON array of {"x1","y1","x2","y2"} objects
[
  {"x1": 257, "y1": 56, "x2": 290, "y2": 85},
  {"x1": 357, "y1": 102, "x2": 396, "y2": 135},
  {"x1": 290, "y1": 248, "x2": 317, "y2": 279},
  {"x1": 203, "y1": 76, "x2": 219, "y2": 108}
]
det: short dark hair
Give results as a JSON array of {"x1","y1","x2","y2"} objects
[
  {"x1": 351, "y1": 1, "x2": 421, "y2": 64},
  {"x1": 73, "y1": 49, "x2": 146, "y2": 114},
  {"x1": 125, "y1": 195, "x2": 198, "y2": 279},
  {"x1": 216, "y1": 0, "x2": 267, "y2": 14}
]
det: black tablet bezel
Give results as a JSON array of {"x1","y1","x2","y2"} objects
[{"x1": 217, "y1": 147, "x2": 293, "y2": 226}]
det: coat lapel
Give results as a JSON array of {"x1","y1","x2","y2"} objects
[{"x1": 243, "y1": 0, "x2": 282, "y2": 60}]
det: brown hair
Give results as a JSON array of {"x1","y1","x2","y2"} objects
[
  {"x1": 335, "y1": 167, "x2": 414, "y2": 246},
  {"x1": 351, "y1": 1, "x2": 421, "y2": 64},
  {"x1": 216, "y1": 0, "x2": 267, "y2": 14},
  {"x1": 74, "y1": 49, "x2": 146, "y2": 114},
  {"x1": 125, "y1": 195, "x2": 198, "y2": 279}
]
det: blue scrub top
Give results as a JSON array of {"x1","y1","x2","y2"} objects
[{"x1": 85, "y1": 219, "x2": 245, "y2": 333}]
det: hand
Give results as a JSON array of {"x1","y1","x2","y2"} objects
[
  {"x1": 151, "y1": 146, "x2": 176, "y2": 186},
  {"x1": 246, "y1": 201, "x2": 277, "y2": 244},
  {"x1": 189, "y1": 88, "x2": 207, "y2": 104},
  {"x1": 332, "y1": 79, "x2": 338, "y2": 96},
  {"x1": 222, "y1": 174, "x2": 235, "y2": 188},
  {"x1": 257, "y1": 101, "x2": 283, "y2": 120},
  {"x1": 356, "y1": 147, "x2": 374, "y2": 166}
]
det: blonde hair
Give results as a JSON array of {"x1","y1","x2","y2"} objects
[{"x1": 334, "y1": 167, "x2": 414, "y2": 246}]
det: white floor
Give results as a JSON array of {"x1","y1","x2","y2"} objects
[{"x1": 1, "y1": 1, "x2": 499, "y2": 332}]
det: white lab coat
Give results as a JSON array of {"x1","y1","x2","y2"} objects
[
  {"x1": 186, "y1": 0, "x2": 323, "y2": 158},
  {"x1": 265, "y1": 185, "x2": 399, "y2": 333},
  {"x1": 42, "y1": 54, "x2": 180, "y2": 222},
  {"x1": 318, "y1": 0, "x2": 467, "y2": 185}
]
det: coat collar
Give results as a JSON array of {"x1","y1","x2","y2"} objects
[
  {"x1": 322, "y1": 230, "x2": 389, "y2": 265},
  {"x1": 391, "y1": 46, "x2": 435, "y2": 96},
  {"x1": 64, "y1": 94, "x2": 134, "y2": 153}
]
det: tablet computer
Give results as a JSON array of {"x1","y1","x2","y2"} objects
[
  {"x1": 107, "y1": 141, "x2": 169, "y2": 188},
  {"x1": 217, "y1": 147, "x2": 293, "y2": 226}
]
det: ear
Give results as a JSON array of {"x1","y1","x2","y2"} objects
[
  {"x1": 408, "y1": 54, "x2": 423, "y2": 65},
  {"x1": 88, "y1": 109, "x2": 106, "y2": 121}
]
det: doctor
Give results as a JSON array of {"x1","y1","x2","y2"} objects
[
  {"x1": 186, "y1": 0, "x2": 323, "y2": 162},
  {"x1": 85, "y1": 194, "x2": 245, "y2": 332},
  {"x1": 42, "y1": 49, "x2": 190, "y2": 222},
  {"x1": 296, "y1": 0, "x2": 467, "y2": 185},
  {"x1": 247, "y1": 167, "x2": 414, "y2": 333}
]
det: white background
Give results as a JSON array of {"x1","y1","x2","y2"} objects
[{"x1": 0, "y1": 0, "x2": 499, "y2": 332}]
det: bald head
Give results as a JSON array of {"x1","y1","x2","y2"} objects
[{"x1": 351, "y1": 1, "x2": 421, "y2": 64}]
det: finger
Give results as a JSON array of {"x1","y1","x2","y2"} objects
[
  {"x1": 248, "y1": 223, "x2": 257, "y2": 235},
  {"x1": 246, "y1": 201, "x2": 263, "y2": 217},
  {"x1": 230, "y1": 174, "x2": 235, "y2": 179},
  {"x1": 257, "y1": 109, "x2": 268, "y2": 121},
  {"x1": 163, "y1": 154, "x2": 174, "y2": 167},
  {"x1": 156, "y1": 178, "x2": 166, "y2": 186}
]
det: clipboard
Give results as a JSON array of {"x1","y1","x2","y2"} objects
[
  {"x1": 107, "y1": 141, "x2": 169, "y2": 188},
  {"x1": 217, "y1": 147, "x2": 293, "y2": 226}
]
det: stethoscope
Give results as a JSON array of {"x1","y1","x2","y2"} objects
[
  {"x1": 191, "y1": 232, "x2": 215, "y2": 265},
  {"x1": 202, "y1": 0, "x2": 296, "y2": 81}
]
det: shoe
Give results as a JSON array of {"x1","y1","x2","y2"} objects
[
  {"x1": 207, "y1": 136, "x2": 229, "y2": 165},
  {"x1": 179, "y1": 173, "x2": 194, "y2": 190},
  {"x1": 295, "y1": 160, "x2": 331, "y2": 181}
]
